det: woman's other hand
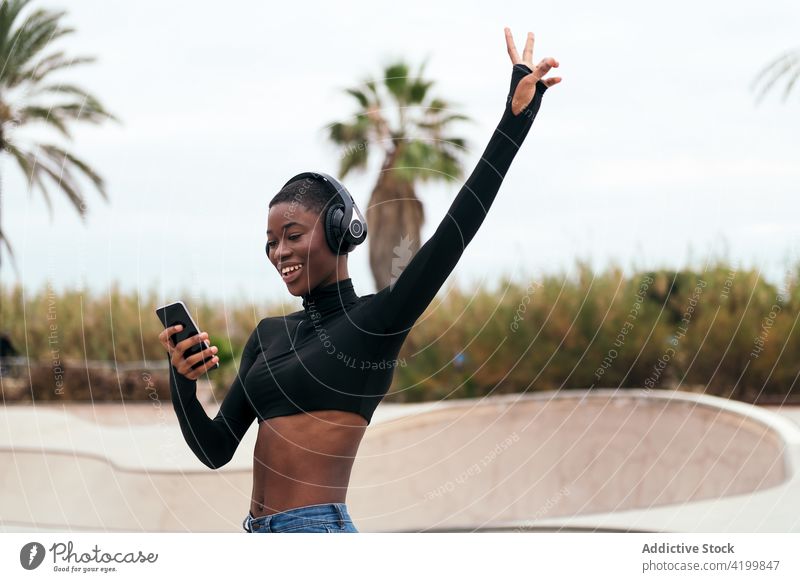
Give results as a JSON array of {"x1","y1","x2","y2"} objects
[
  {"x1": 158, "y1": 324, "x2": 219, "y2": 380},
  {"x1": 504, "y1": 27, "x2": 561, "y2": 115}
]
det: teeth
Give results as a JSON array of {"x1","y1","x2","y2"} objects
[{"x1": 281, "y1": 264, "x2": 302, "y2": 275}]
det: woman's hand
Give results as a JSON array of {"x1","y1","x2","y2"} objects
[
  {"x1": 158, "y1": 324, "x2": 219, "y2": 380},
  {"x1": 504, "y1": 27, "x2": 561, "y2": 116}
]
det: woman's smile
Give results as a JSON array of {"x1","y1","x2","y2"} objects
[{"x1": 280, "y1": 263, "x2": 304, "y2": 282}]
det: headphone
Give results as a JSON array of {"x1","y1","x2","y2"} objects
[{"x1": 267, "y1": 171, "x2": 368, "y2": 257}]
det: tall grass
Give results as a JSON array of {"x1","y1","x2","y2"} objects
[
  {"x1": 1, "y1": 259, "x2": 797, "y2": 404},
  {"x1": 389, "y1": 260, "x2": 799, "y2": 404}
]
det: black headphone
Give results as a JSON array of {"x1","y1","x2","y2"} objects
[{"x1": 267, "y1": 171, "x2": 367, "y2": 256}]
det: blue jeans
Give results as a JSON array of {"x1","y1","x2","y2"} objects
[{"x1": 242, "y1": 502, "x2": 359, "y2": 533}]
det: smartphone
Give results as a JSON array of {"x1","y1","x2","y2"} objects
[{"x1": 155, "y1": 300, "x2": 219, "y2": 370}]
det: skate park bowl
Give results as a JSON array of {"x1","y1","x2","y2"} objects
[{"x1": 1, "y1": 389, "x2": 799, "y2": 532}]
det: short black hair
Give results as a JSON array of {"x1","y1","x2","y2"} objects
[{"x1": 269, "y1": 177, "x2": 336, "y2": 218}]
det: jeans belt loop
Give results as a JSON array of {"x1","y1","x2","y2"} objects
[{"x1": 335, "y1": 504, "x2": 345, "y2": 528}]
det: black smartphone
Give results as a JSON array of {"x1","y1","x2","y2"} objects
[{"x1": 155, "y1": 300, "x2": 219, "y2": 370}]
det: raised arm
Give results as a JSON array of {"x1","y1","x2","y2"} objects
[
  {"x1": 168, "y1": 326, "x2": 262, "y2": 469},
  {"x1": 372, "y1": 29, "x2": 560, "y2": 334}
]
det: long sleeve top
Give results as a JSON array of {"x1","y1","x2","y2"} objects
[{"x1": 169, "y1": 63, "x2": 549, "y2": 469}]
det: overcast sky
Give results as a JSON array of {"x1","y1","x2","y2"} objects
[{"x1": 2, "y1": 0, "x2": 799, "y2": 309}]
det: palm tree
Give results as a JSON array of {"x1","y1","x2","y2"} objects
[
  {"x1": 752, "y1": 46, "x2": 800, "y2": 104},
  {"x1": 0, "y1": 0, "x2": 117, "y2": 277},
  {"x1": 326, "y1": 59, "x2": 470, "y2": 290}
]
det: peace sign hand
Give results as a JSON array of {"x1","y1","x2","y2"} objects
[{"x1": 504, "y1": 28, "x2": 561, "y2": 116}]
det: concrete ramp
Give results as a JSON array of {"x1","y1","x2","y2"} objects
[
  {"x1": 1, "y1": 390, "x2": 798, "y2": 532},
  {"x1": 350, "y1": 390, "x2": 797, "y2": 532}
]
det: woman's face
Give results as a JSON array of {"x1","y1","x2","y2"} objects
[{"x1": 266, "y1": 202, "x2": 341, "y2": 296}]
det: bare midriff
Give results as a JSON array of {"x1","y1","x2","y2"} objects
[{"x1": 250, "y1": 409, "x2": 368, "y2": 517}]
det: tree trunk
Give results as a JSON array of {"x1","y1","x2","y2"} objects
[{"x1": 366, "y1": 150, "x2": 424, "y2": 291}]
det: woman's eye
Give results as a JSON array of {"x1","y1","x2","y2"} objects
[{"x1": 267, "y1": 234, "x2": 299, "y2": 249}]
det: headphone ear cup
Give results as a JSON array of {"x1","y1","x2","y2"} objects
[
  {"x1": 325, "y1": 204, "x2": 345, "y2": 254},
  {"x1": 345, "y1": 218, "x2": 366, "y2": 248}
]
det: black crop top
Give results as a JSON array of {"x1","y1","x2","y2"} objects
[{"x1": 168, "y1": 64, "x2": 549, "y2": 469}]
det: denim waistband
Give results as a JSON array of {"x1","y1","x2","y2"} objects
[{"x1": 242, "y1": 502, "x2": 352, "y2": 532}]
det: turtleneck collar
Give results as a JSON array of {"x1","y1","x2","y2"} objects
[{"x1": 301, "y1": 277, "x2": 358, "y2": 320}]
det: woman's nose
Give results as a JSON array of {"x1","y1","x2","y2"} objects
[{"x1": 275, "y1": 239, "x2": 292, "y2": 260}]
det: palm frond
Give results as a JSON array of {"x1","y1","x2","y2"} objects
[
  {"x1": 35, "y1": 152, "x2": 87, "y2": 219},
  {"x1": 415, "y1": 54, "x2": 431, "y2": 82},
  {"x1": 27, "y1": 82, "x2": 95, "y2": 98},
  {"x1": 440, "y1": 136, "x2": 467, "y2": 150},
  {"x1": 383, "y1": 62, "x2": 410, "y2": 102},
  {"x1": 13, "y1": 10, "x2": 72, "y2": 61},
  {"x1": 46, "y1": 100, "x2": 116, "y2": 123},
  {"x1": 751, "y1": 48, "x2": 800, "y2": 104},
  {"x1": 327, "y1": 116, "x2": 370, "y2": 145},
  {"x1": 424, "y1": 97, "x2": 452, "y2": 115},
  {"x1": 19, "y1": 95, "x2": 117, "y2": 131},
  {"x1": 0, "y1": 225, "x2": 21, "y2": 276},
  {"x1": 0, "y1": 7, "x2": 73, "y2": 85},
  {"x1": 363, "y1": 78, "x2": 381, "y2": 108},
  {"x1": 4, "y1": 141, "x2": 54, "y2": 215},
  {"x1": 344, "y1": 87, "x2": 370, "y2": 109},
  {"x1": 15, "y1": 52, "x2": 96, "y2": 86},
  {"x1": 40, "y1": 143, "x2": 107, "y2": 200},
  {"x1": 408, "y1": 78, "x2": 434, "y2": 105},
  {"x1": 0, "y1": 0, "x2": 31, "y2": 52},
  {"x1": 339, "y1": 141, "x2": 369, "y2": 178},
  {"x1": 18, "y1": 105, "x2": 72, "y2": 138},
  {"x1": 415, "y1": 113, "x2": 471, "y2": 131},
  {"x1": 393, "y1": 139, "x2": 464, "y2": 183}
]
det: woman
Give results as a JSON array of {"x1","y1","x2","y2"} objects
[{"x1": 158, "y1": 27, "x2": 561, "y2": 533}]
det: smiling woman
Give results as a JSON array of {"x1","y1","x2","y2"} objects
[{"x1": 160, "y1": 27, "x2": 561, "y2": 533}]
